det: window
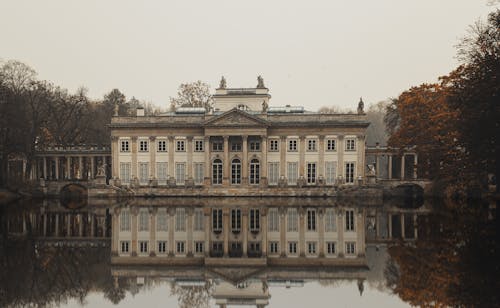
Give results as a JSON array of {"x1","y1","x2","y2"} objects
[
  {"x1": 139, "y1": 210, "x2": 149, "y2": 231},
  {"x1": 231, "y1": 159, "x2": 241, "y2": 184},
  {"x1": 249, "y1": 159, "x2": 260, "y2": 184},
  {"x1": 307, "y1": 163, "x2": 317, "y2": 184},
  {"x1": 231, "y1": 142, "x2": 242, "y2": 152},
  {"x1": 307, "y1": 242, "x2": 317, "y2": 254},
  {"x1": 249, "y1": 209, "x2": 260, "y2": 232},
  {"x1": 325, "y1": 161, "x2": 337, "y2": 185},
  {"x1": 269, "y1": 139, "x2": 279, "y2": 151},
  {"x1": 120, "y1": 241, "x2": 130, "y2": 253},
  {"x1": 345, "y1": 210, "x2": 355, "y2": 231},
  {"x1": 325, "y1": 209, "x2": 336, "y2": 232},
  {"x1": 307, "y1": 209, "x2": 316, "y2": 231},
  {"x1": 194, "y1": 140, "x2": 204, "y2": 152},
  {"x1": 157, "y1": 162, "x2": 168, "y2": 182},
  {"x1": 195, "y1": 241, "x2": 204, "y2": 254},
  {"x1": 268, "y1": 162, "x2": 279, "y2": 185},
  {"x1": 346, "y1": 242, "x2": 356, "y2": 255},
  {"x1": 120, "y1": 140, "x2": 130, "y2": 152},
  {"x1": 288, "y1": 139, "x2": 298, "y2": 152},
  {"x1": 176, "y1": 241, "x2": 185, "y2": 254},
  {"x1": 287, "y1": 208, "x2": 298, "y2": 232},
  {"x1": 249, "y1": 242, "x2": 261, "y2": 254},
  {"x1": 212, "y1": 159, "x2": 223, "y2": 185},
  {"x1": 175, "y1": 208, "x2": 186, "y2": 231},
  {"x1": 269, "y1": 242, "x2": 279, "y2": 254},
  {"x1": 139, "y1": 241, "x2": 149, "y2": 254},
  {"x1": 158, "y1": 241, "x2": 167, "y2": 254},
  {"x1": 307, "y1": 139, "x2": 317, "y2": 151},
  {"x1": 194, "y1": 209, "x2": 204, "y2": 231},
  {"x1": 249, "y1": 140, "x2": 260, "y2": 151},
  {"x1": 120, "y1": 210, "x2": 130, "y2": 231},
  {"x1": 287, "y1": 162, "x2": 298, "y2": 185},
  {"x1": 326, "y1": 242, "x2": 336, "y2": 255},
  {"x1": 175, "y1": 163, "x2": 186, "y2": 185},
  {"x1": 288, "y1": 242, "x2": 298, "y2": 254},
  {"x1": 157, "y1": 140, "x2": 167, "y2": 152},
  {"x1": 139, "y1": 162, "x2": 149, "y2": 184},
  {"x1": 157, "y1": 210, "x2": 168, "y2": 231},
  {"x1": 345, "y1": 138, "x2": 356, "y2": 151},
  {"x1": 120, "y1": 162, "x2": 131, "y2": 183},
  {"x1": 139, "y1": 140, "x2": 149, "y2": 152},
  {"x1": 176, "y1": 140, "x2": 185, "y2": 152},
  {"x1": 212, "y1": 140, "x2": 223, "y2": 151},
  {"x1": 268, "y1": 208, "x2": 279, "y2": 232},
  {"x1": 231, "y1": 209, "x2": 241, "y2": 231},
  {"x1": 212, "y1": 209, "x2": 223, "y2": 232},
  {"x1": 194, "y1": 163, "x2": 204, "y2": 185},
  {"x1": 345, "y1": 162, "x2": 355, "y2": 184},
  {"x1": 326, "y1": 139, "x2": 336, "y2": 151}
]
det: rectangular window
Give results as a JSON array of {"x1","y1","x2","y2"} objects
[
  {"x1": 345, "y1": 162, "x2": 355, "y2": 184},
  {"x1": 325, "y1": 209, "x2": 336, "y2": 232},
  {"x1": 326, "y1": 139, "x2": 336, "y2": 151},
  {"x1": 268, "y1": 162, "x2": 279, "y2": 185},
  {"x1": 269, "y1": 139, "x2": 279, "y2": 151},
  {"x1": 326, "y1": 242, "x2": 336, "y2": 255},
  {"x1": 345, "y1": 138, "x2": 356, "y2": 151},
  {"x1": 120, "y1": 241, "x2": 130, "y2": 253},
  {"x1": 195, "y1": 241, "x2": 204, "y2": 254},
  {"x1": 194, "y1": 163, "x2": 204, "y2": 185},
  {"x1": 287, "y1": 162, "x2": 298, "y2": 185},
  {"x1": 249, "y1": 140, "x2": 260, "y2": 151},
  {"x1": 249, "y1": 209, "x2": 260, "y2": 232},
  {"x1": 307, "y1": 163, "x2": 317, "y2": 184},
  {"x1": 119, "y1": 162, "x2": 131, "y2": 183},
  {"x1": 345, "y1": 210, "x2": 355, "y2": 231},
  {"x1": 325, "y1": 161, "x2": 337, "y2": 185},
  {"x1": 287, "y1": 208, "x2": 298, "y2": 232},
  {"x1": 157, "y1": 210, "x2": 168, "y2": 232},
  {"x1": 157, "y1": 162, "x2": 168, "y2": 182},
  {"x1": 120, "y1": 140, "x2": 130, "y2": 152},
  {"x1": 139, "y1": 162, "x2": 149, "y2": 184},
  {"x1": 176, "y1": 140, "x2": 185, "y2": 152},
  {"x1": 175, "y1": 163, "x2": 186, "y2": 185},
  {"x1": 346, "y1": 242, "x2": 356, "y2": 255},
  {"x1": 268, "y1": 208, "x2": 279, "y2": 232},
  {"x1": 269, "y1": 242, "x2": 279, "y2": 254},
  {"x1": 307, "y1": 139, "x2": 317, "y2": 151},
  {"x1": 307, "y1": 242, "x2": 317, "y2": 254},
  {"x1": 138, "y1": 210, "x2": 149, "y2": 232},
  {"x1": 158, "y1": 241, "x2": 167, "y2": 254},
  {"x1": 288, "y1": 242, "x2": 297, "y2": 255},
  {"x1": 194, "y1": 140, "x2": 204, "y2": 152},
  {"x1": 194, "y1": 209, "x2": 204, "y2": 231},
  {"x1": 176, "y1": 241, "x2": 185, "y2": 254},
  {"x1": 231, "y1": 209, "x2": 241, "y2": 231},
  {"x1": 120, "y1": 210, "x2": 130, "y2": 231},
  {"x1": 288, "y1": 139, "x2": 298, "y2": 152},
  {"x1": 212, "y1": 141, "x2": 223, "y2": 151},
  {"x1": 307, "y1": 209, "x2": 316, "y2": 231},
  {"x1": 139, "y1": 140, "x2": 149, "y2": 152},
  {"x1": 175, "y1": 208, "x2": 186, "y2": 232},
  {"x1": 157, "y1": 140, "x2": 167, "y2": 152},
  {"x1": 139, "y1": 241, "x2": 149, "y2": 254},
  {"x1": 231, "y1": 142, "x2": 242, "y2": 152},
  {"x1": 212, "y1": 209, "x2": 223, "y2": 232}
]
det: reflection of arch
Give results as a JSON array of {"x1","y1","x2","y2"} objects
[
  {"x1": 249, "y1": 159, "x2": 260, "y2": 185},
  {"x1": 212, "y1": 159, "x2": 223, "y2": 185},
  {"x1": 60, "y1": 183, "x2": 88, "y2": 209},
  {"x1": 231, "y1": 158, "x2": 241, "y2": 184}
]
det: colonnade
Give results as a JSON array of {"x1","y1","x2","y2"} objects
[{"x1": 36, "y1": 154, "x2": 111, "y2": 180}]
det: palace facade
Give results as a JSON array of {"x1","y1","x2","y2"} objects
[{"x1": 109, "y1": 77, "x2": 369, "y2": 189}]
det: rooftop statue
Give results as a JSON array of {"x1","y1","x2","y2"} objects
[
  {"x1": 114, "y1": 103, "x2": 119, "y2": 116},
  {"x1": 219, "y1": 76, "x2": 227, "y2": 89},
  {"x1": 262, "y1": 100, "x2": 268, "y2": 112},
  {"x1": 357, "y1": 97, "x2": 364, "y2": 114},
  {"x1": 257, "y1": 75, "x2": 265, "y2": 88}
]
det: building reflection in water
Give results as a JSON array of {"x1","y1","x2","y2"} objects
[{"x1": 1, "y1": 198, "x2": 431, "y2": 307}]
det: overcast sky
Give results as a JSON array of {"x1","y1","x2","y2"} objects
[{"x1": 0, "y1": 1, "x2": 496, "y2": 111}]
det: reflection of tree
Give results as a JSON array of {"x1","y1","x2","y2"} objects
[{"x1": 170, "y1": 280, "x2": 214, "y2": 308}]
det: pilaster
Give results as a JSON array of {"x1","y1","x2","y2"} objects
[{"x1": 150, "y1": 136, "x2": 156, "y2": 180}]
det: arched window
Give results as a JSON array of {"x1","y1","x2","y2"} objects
[
  {"x1": 212, "y1": 159, "x2": 223, "y2": 184},
  {"x1": 249, "y1": 159, "x2": 260, "y2": 184},
  {"x1": 231, "y1": 159, "x2": 241, "y2": 184}
]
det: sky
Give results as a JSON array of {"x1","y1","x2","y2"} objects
[{"x1": 0, "y1": 1, "x2": 496, "y2": 111}]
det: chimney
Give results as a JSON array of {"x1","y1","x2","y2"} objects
[{"x1": 136, "y1": 107, "x2": 145, "y2": 116}]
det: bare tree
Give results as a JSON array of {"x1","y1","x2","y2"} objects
[{"x1": 170, "y1": 81, "x2": 213, "y2": 112}]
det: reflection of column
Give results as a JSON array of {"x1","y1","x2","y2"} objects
[
  {"x1": 242, "y1": 208, "x2": 248, "y2": 257},
  {"x1": 357, "y1": 209, "x2": 365, "y2": 256},
  {"x1": 131, "y1": 207, "x2": 138, "y2": 256},
  {"x1": 413, "y1": 214, "x2": 418, "y2": 239},
  {"x1": 91, "y1": 213, "x2": 95, "y2": 237},
  {"x1": 204, "y1": 207, "x2": 211, "y2": 257},
  {"x1": 413, "y1": 154, "x2": 418, "y2": 179},
  {"x1": 150, "y1": 136, "x2": 156, "y2": 180},
  {"x1": 223, "y1": 208, "x2": 229, "y2": 257},
  {"x1": 242, "y1": 135, "x2": 248, "y2": 185},
  {"x1": 55, "y1": 156, "x2": 60, "y2": 180},
  {"x1": 187, "y1": 208, "x2": 193, "y2": 256},
  {"x1": 223, "y1": 136, "x2": 229, "y2": 186},
  {"x1": 388, "y1": 213, "x2": 392, "y2": 239},
  {"x1": 66, "y1": 214, "x2": 71, "y2": 237},
  {"x1": 318, "y1": 209, "x2": 325, "y2": 257},
  {"x1": 78, "y1": 156, "x2": 83, "y2": 179},
  {"x1": 111, "y1": 208, "x2": 119, "y2": 255},
  {"x1": 78, "y1": 214, "x2": 83, "y2": 237},
  {"x1": 43, "y1": 156, "x2": 47, "y2": 179},
  {"x1": 388, "y1": 155, "x2": 393, "y2": 180},
  {"x1": 299, "y1": 136, "x2": 305, "y2": 178},
  {"x1": 43, "y1": 213, "x2": 47, "y2": 236},
  {"x1": 168, "y1": 207, "x2": 175, "y2": 256},
  {"x1": 337, "y1": 211, "x2": 344, "y2": 257},
  {"x1": 401, "y1": 155, "x2": 405, "y2": 180},
  {"x1": 375, "y1": 154, "x2": 380, "y2": 179},
  {"x1": 66, "y1": 157, "x2": 71, "y2": 179},
  {"x1": 299, "y1": 208, "x2": 305, "y2": 257},
  {"x1": 279, "y1": 208, "x2": 286, "y2": 257},
  {"x1": 150, "y1": 208, "x2": 157, "y2": 256},
  {"x1": 401, "y1": 214, "x2": 405, "y2": 239},
  {"x1": 90, "y1": 156, "x2": 95, "y2": 179},
  {"x1": 261, "y1": 208, "x2": 268, "y2": 257},
  {"x1": 55, "y1": 214, "x2": 59, "y2": 237},
  {"x1": 261, "y1": 136, "x2": 267, "y2": 186}
]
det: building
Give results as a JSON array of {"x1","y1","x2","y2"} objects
[{"x1": 109, "y1": 77, "x2": 369, "y2": 189}]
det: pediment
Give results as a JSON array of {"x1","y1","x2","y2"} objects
[
  {"x1": 205, "y1": 109, "x2": 268, "y2": 127},
  {"x1": 208, "y1": 267, "x2": 264, "y2": 284}
]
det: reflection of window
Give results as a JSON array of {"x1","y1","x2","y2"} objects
[
  {"x1": 288, "y1": 242, "x2": 297, "y2": 254},
  {"x1": 287, "y1": 208, "x2": 298, "y2": 232},
  {"x1": 139, "y1": 241, "x2": 149, "y2": 254},
  {"x1": 120, "y1": 210, "x2": 130, "y2": 231},
  {"x1": 195, "y1": 241, "x2": 204, "y2": 254},
  {"x1": 120, "y1": 241, "x2": 130, "y2": 253},
  {"x1": 326, "y1": 242, "x2": 336, "y2": 255},
  {"x1": 231, "y1": 159, "x2": 241, "y2": 184},
  {"x1": 231, "y1": 209, "x2": 241, "y2": 231},
  {"x1": 175, "y1": 208, "x2": 186, "y2": 231},
  {"x1": 307, "y1": 242, "x2": 317, "y2": 254},
  {"x1": 307, "y1": 209, "x2": 316, "y2": 231},
  {"x1": 250, "y1": 209, "x2": 260, "y2": 231},
  {"x1": 325, "y1": 209, "x2": 336, "y2": 232},
  {"x1": 346, "y1": 242, "x2": 356, "y2": 255},
  {"x1": 269, "y1": 242, "x2": 279, "y2": 254},
  {"x1": 176, "y1": 241, "x2": 185, "y2": 254},
  {"x1": 345, "y1": 210, "x2": 355, "y2": 231},
  {"x1": 212, "y1": 159, "x2": 223, "y2": 184},
  {"x1": 139, "y1": 210, "x2": 149, "y2": 231},
  {"x1": 212, "y1": 209, "x2": 223, "y2": 232},
  {"x1": 157, "y1": 211, "x2": 168, "y2": 231},
  {"x1": 158, "y1": 241, "x2": 167, "y2": 254}
]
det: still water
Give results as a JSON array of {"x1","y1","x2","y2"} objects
[{"x1": 1, "y1": 197, "x2": 498, "y2": 307}]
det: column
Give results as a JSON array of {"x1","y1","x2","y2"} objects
[
  {"x1": 111, "y1": 136, "x2": 119, "y2": 178},
  {"x1": 318, "y1": 209, "x2": 325, "y2": 257},
  {"x1": 223, "y1": 136, "x2": 229, "y2": 186},
  {"x1": 413, "y1": 154, "x2": 418, "y2": 179},
  {"x1": 150, "y1": 136, "x2": 156, "y2": 181},
  {"x1": 204, "y1": 207, "x2": 211, "y2": 257},
  {"x1": 43, "y1": 157, "x2": 47, "y2": 179},
  {"x1": 401, "y1": 155, "x2": 405, "y2": 180},
  {"x1": 299, "y1": 208, "x2": 305, "y2": 257},
  {"x1": 43, "y1": 213, "x2": 47, "y2": 236},
  {"x1": 299, "y1": 136, "x2": 305, "y2": 178},
  {"x1": 388, "y1": 213, "x2": 393, "y2": 239},
  {"x1": 150, "y1": 208, "x2": 157, "y2": 256},
  {"x1": 261, "y1": 208, "x2": 268, "y2": 257},
  {"x1": 279, "y1": 208, "x2": 286, "y2": 257},
  {"x1": 401, "y1": 213, "x2": 405, "y2": 239},
  {"x1": 388, "y1": 155, "x2": 393, "y2": 180},
  {"x1": 78, "y1": 156, "x2": 83, "y2": 179},
  {"x1": 187, "y1": 208, "x2": 193, "y2": 256},
  {"x1": 413, "y1": 214, "x2": 418, "y2": 239},
  {"x1": 261, "y1": 136, "x2": 267, "y2": 186},
  {"x1": 375, "y1": 154, "x2": 380, "y2": 179},
  {"x1": 55, "y1": 214, "x2": 59, "y2": 237},
  {"x1": 223, "y1": 208, "x2": 229, "y2": 257},
  {"x1": 318, "y1": 135, "x2": 325, "y2": 181},
  {"x1": 186, "y1": 136, "x2": 193, "y2": 181},
  {"x1": 242, "y1": 208, "x2": 248, "y2": 257},
  {"x1": 55, "y1": 156, "x2": 59, "y2": 180},
  {"x1": 242, "y1": 135, "x2": 248, "y2": 185},
  {"x1": 356, "y1": 209, "x2": 365, "y2": 256},
  {"x1": 280, "y1": 136, "x2": 286, "y2": 178},
  {"x1": 337, "y1": 136, "x2": 344, "y2": 183},
  {"x1": 337, "y1": 211, "x2": 344, "y2": 257},
  {"x1": 204, "y1": 136, "x2": 211, "y2": 185},
  {"x1": 131, "y1": 137, "x2": 138, "y2": 180},
  {"x1": 131, "y1": 207, "x2": 138, "y2": 256},
  {"x1": 90, "y1": 156, "x2": 95, "y2": 179},
  {"x1": 91, "y1": 213, "x2": 96, "y2": 237},
  {"x1": 66, "y1": 157, "x2": 71, "y2": 179},
  {"x1": 168, "y1": 207, "x2": 175, "y2": 256},
  {"x1": 78, "y1": 214, "x2": 83, "y2": 237}
]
